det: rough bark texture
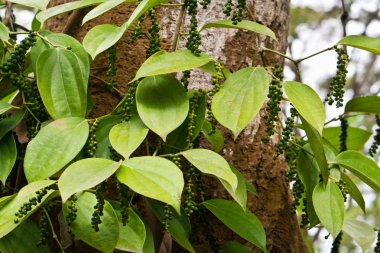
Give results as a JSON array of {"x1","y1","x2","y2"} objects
[{"x1": 46, "y1": 1, "x2": 307, "y2": 252}]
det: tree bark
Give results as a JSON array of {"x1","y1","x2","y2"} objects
[{"x1": 46, "y1": 0, "x2": 307, "y2": 252}]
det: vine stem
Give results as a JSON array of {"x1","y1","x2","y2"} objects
[
  {"x1": 42, "y1": 208, "x2": 66, "y2": 253},
  {"x1": 171, "y1": 1, "x2": 187, "y2": 51}
]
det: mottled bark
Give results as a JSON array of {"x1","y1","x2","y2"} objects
[{"x1": 46, "y1": 0, "x2": 307, "y2": 252}]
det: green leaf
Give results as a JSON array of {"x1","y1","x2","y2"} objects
[
  {"x1": 323, "y1": 126, "x2": 372, "y2": 151},
  {"x1": 148, "y1": 200, "x2": 195, "y2": 253},
  {"x1": 0, "y1": 108, "x2": 26, "y2": 140},
  {"x1": 0, "y1": 220, "x2": 50, "y2": 253},
  {"x1": 36, "y1": 48, "x2": 87, "y2": 119},
  {"x1": 181, "y1": 149, "x2": 238, "y2": 191},
  {"x1": 301, "y1": 118, "x2": 329, "y2": 183},
  {"x1": 221, "y1": 242, "x2": 252, "y2": 253},
  {"x1": 212, "y1": 67, "x2": 269, "y2": 139},
  {"x1": 220, "y1": 166, "x2": 248, "y2": 211},
  {"x1": 342, "y1": 219, "x2": 376, "y2": 253},
  {"x1": 63, "y1": 192, "x2": 119, "y2": 253},
  {"x1": 58, "y1": 158, "x2": 121, "y2": 203},
  {"x1": 338, "y1": 35, "x2": 380, "y2": 54},
  {"x1": 112, "y1": 204, "x2": 146, "y2": 253},
  {"x1": 8, "y1": 0, "x2": 49, "y2": 10},
  {"x1": 284, "y1": 81, "x2": 325, "y2": 134},
  {"x1": 0, "y1": 180, "x2": 56, "y2": 238},
  {"x1": 136, "y1": 75, "x2": 189, "y2": 141},
  {"x1": 312, "y1": 181, "x2": 344, "y2": 239},
  {"x1": 0, "y1": 101, "x2": 13, "y2": 115},
  {"x1": 124, "y1": 0, "x2": 166, "y2": 30},
  {"x1": 83, "y1": 23, "x2": 127, "y2": 60},
  {"x1": 116, "y1": 156, "x2": 184, "y2": 213},
  {"x1": 95, "y1": 114, "x2": 123, "y2": 158},
  {"x1": 0, "y1": 23, "x2": 10, "y2": 41},
  {"x1": 336, "y1": 150, "x2": 380, "y2": 192},
  {"x1": 142, "y1": 218, "x2": 155, "y2": 253},
  {"x1": 109, "y1": 116, "x2": 149, "y2": 159},
  {"x1": 341, "y1": 173, "x2": 365, "y2": 213},
  {"x1": 201, "y1": 20, "x2": 276, "y2": 40},
  {"x1": 202, "y1": 120, "x2": 224, "y2": 152},
  {"x1": 36, "y1": 0, "x2": 107, "y2": 23},
  {"x1": 82, "y1": 0, "x2": 126, "y2": 24},
  {"x1": 344, "y1": 96, "x2": 380, "y2": 114},
  {"x1": 24, "y1": 117, "x2": 89, "y2": 182},
  {"x1": 202, "y1": 199, "x2": 266, "y2": 252},
  {"x1": 0, "y1": 133, "x2": 16, "y2": 184},
  {"x1": 133, "y1": 50, "x2": 212, "y2": 81}
]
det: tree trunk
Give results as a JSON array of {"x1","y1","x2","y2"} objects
[{"x1": 46, "y1": 1, "x2": 307, "y2": 252}]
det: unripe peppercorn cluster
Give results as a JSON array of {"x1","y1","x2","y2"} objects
[
  {"x1": 200, "y1": 0, "x2": 211, "y2": 9},
  {"x1": 91, "y1": 181, "x2": 107, "y2": 232},
  {"x1": 326, "y1": 46, "x2": 349, "y2": 108},
  {"x1": 185, "y1": 0, "x2": 202, "y2": 55},
  {"x1": 206, "y1": 63, "x2": 224, "y2": 135},
  {"x1": 118, "y1": 182, "x2": 130, "y2": 226},
  {"x1": 375, "y1": 231, "x2": 380, "y2": 253},
  {"x1": 264, "y1": 64, "x2": 284, "y2": 139},
  {"x1": 106, "y1": 46, "x2": 117, "y2": 90},
  {"x1": 129, "y1": 15, "x2": 145, "y2": 43},
  {"x1": 122, "y1": 81, "x2": 138, "y2": 122},
  {"x1": 223, "y1": 0, "x2": 233, "y2": 17},
  {"x1": 186, "y1": 93, "x2": 201, "y2": 148},
  {"x1": 37, "y1": 205, "x2": 53, "y2": 247},
  {"x1": 339, "y1": 117, "x2": 348, "y2": 152},
  {"x1": 86, "y1": 120, "x2": 98, "y2": 157},
  {"x1": 181, "y1": 70, "x2": 191, "y2": 91},
  {"x1": 146, "y1": 9, "x2": 161, "y2": 58},
  {"x1": 330, "y1": 232, "x2": 343, "y2": 253},
  {"x1": 277, "y1": 106, "x2": 298, "y2": 155},
  {"x1": 232, "y1": 0, "x2": 246, "y2": 25},
  {"x1": 163, "y1": 204, "x2": 173, "y2": 232},
  {"x1": 291, "y1": 176, "x2": 304, "y2": 214},
  {"x1": 66, "y1": 194, "x2": 78, "y2": 226},
  {"x1": 369, "y1": 115, "x2": 380, "y2": 157}
]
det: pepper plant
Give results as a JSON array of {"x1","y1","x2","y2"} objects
[{"x1": 0, "y1": 0, "x2": 379, "y2": 252}]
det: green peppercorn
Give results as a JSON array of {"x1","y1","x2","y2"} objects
[
  {"x1": 369, "y1": 115, "x2": 380, "y2": 157},
  {"x1": 146, "y1": 9, "x2": 161, "y2": 58},
  {"x1": 339, "y1": 116, "x2": 348, "y2": 152},
  {"x1": 223, "y1": 0, "x2": 233, "y2": 17},
  {"x1": 91, "y1": 181, "x2": 107, "y2": 232},
  {"x1": 374, "y1": 231, "x2": 380, "y2": 253},
  {"x1": 86, "y1": 120, "x2": 98, "y2": 157},
  {"x1": 185, "y1": 0, "x2": 202, "y2": 55},
  {"x1": 330, "y1": 232, "x2": 343, "y2": 253},
  {"x1": 106, "y1": 46, "x2": 117, "y2": 90},
  {"x1": 231, "y1": 0, "x2": 246, "y2": 25}
]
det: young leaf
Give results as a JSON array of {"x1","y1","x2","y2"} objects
[
  {"x1": 181, "y1": 149, "x2": 238, "y2": 191},
  {"x1": 0, "y1": 108, "x2": 26, "y2": 140},
  {"x1": 0, "y1": 101, "x2": 13, "y2": 115},
  {"x1": 202, "y1": 120, "x2": 224, "y2": 152},
  {"x1": 125, "y1": 0, "x2": 166, "y2": 28},
  {"x1": 202, "y1": 199, "x2": 266, "y2": 252},
  {"x1": 95, "y1": 114, "x2": 123, "y2": 158},
  {"x1": 109, "y1": 116, "x2": 149, "y2": 159},
  {"x1": 83, "y1": 23, "x2": 127, "y2": 60},
  {"x1": 63, "y1": 192, "x2": 119, "y2": 253},
  {"x1": 82, "y1": 0, "x2": 127, "y2": 24},
  {"x1": 0, "y1": 23, "x2": 10, "y2": 41},
  {"x1": 284, "y1": 81, "x2": 325, "y2": 134},
  {"x1": 0, "y1": 220, "x2": 49, "y2": 253},
  {"x1": 136, "y1": 75, "x2": 189, "y2": 141},
  {"x1": 8, "y1": 0, "x2": 49, "y2": 10},
  {"x1": 116, "y1": 156, "x2": 184, "y2": 213},
  {"x1": 24, "y1": 117, "x2": 89, "y2": 182},
  {"x1": 338, "y1": 35, "x2": 380, "y2": 54},
  {"x1": 0, "y1": 180, "x2": 56, "y2": 238},
  {"x1": 336, "y1": 150, "x2": 380, "y2": 192},
  {"x1": 212, "y1": 67, "x2": 269, "y2": 139},
  {"x1": 341, "y1": 173, "x2": 365, "y2": 213},
  {"x1": 323, "y1": 126, "x2": 372, "y2": 151},
  {"x1": 58, "y1": 158, "x2": 121, "y2": 203},
  {"x1": 201, "y1": 20, "x2": 276, "y2": 40},
  {"x1": 312, "y1": 181, "x2": 344, "y2": 239},
  {"x1": 342, "y1": 219, "x2": 376, "y2": 253},
  {"x1": 133, "y1": 50, "x2": 212, "y2": 81},
  {"x1": 0, "y1": 133, "x2": 17, "y2": 185},
  {"x1": 36, "y1": 48, "x2": 87, "y2": 119},
  {"x1": 344, "y1": 96, "x2": 380, "y2": 114}
]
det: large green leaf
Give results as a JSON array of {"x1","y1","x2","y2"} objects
[
  {"x1": 344, "y1": 96, "x2": 380, "y2": 114},
  {"x1": 0, "y1": 180, "x2": 56, "y2": 238},
  {"x1": 148, "y1": 200, "x2": 195, "y2": 253},
  {"x1": 36, "y1": 48, "x2": 87, "y2": 119},
  {"x1": 201, "y1": 20, "x2": 276, "y2": 40},
  {"x1": 24, "y1": 117, "x2": 89, "y2": 182},
  {"x1": 116, "y1": 156, "x2": 184, "y2": 213},
  {"x1": 95, "y1": 114, "x2": 123, "y2": 158},
  {"x1": 341, "y1": 173, "x2": 365, "y2": 213},
  {"x1": 9, "y1": 0, "x2": 49, "y2": 10},
  {"x1": 0, "y1": 133, "x2": 17, "y2": 184},
  {"x1": 0, "y1": 101, "x2": 13, "y2": 115},
  {"x1": 220, "y1": 166, "x2": 248, "y2": 211},
  {"x1": 0, "y1": 220, "x2": 50, "y2": 253},
  {"x1": 181, "y1": 149, "x2": 238, "y2": 191},
  {"x1": 338, "y1": 35, "x2": 380, "y2": 54},
  {"x1": 136, "y1": 75, "x2": 189, "y2": 141},
  {"x1": 0, "y1": 23, "x2": 9, "y2": 41},
  {"x1": 323, "y1": 126, "x2": 372, "y2": 151},
  {"x1": 212, "y1": 67, "x2": 269, "y2": 139},
  {"x1": 301, "y1": 118, "x2": 329, "y2": 183},
  {"x1": 58, "y1": 158, "x2": 121, "y2": 202},
  {"x1": 83, "y1": 0, "x2": 127, "y2": 24},
  {"x1": 0, "y1": 108, "x2": 26, "y2": 140},
  {"x1": 109, "y1": 116, "x2": 149, "y2": 159},
  {"x1": 63, "y1": 192, "x2": 119, "y2": 253},
  {"x1": 36, "y1": 0, "x2": 107, "y2": 23},
  {"x1": 312, "y1": 181, "x2": 344, "y2": 239},
  {"x1": 83, "y1": 23, "x2": 127, "y2": 60},
  {"x1": 342, "y1": 219, "x2": 376, "y2": 253},
  {"x1": 203, "y1": 199, "x2": 266, "y2": 252},
  {"x1": 336, "y1": 150, "x2": 380, "y2": 192},
  {"x1": 202, "y1": 120, "x2": 224, "y2": 152},
  {"x1": 284, "y1": 81, "x2": 325, "y2": 134},
  {"x1": 133, "y1": 50, "x2": 212, "y2": 81}
]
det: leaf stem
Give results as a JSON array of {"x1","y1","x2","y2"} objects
[
  {"x1": 295, "y1": 47, "x2": 335, "y2": 63},
  {"x1": 43, "y1": 207, "x2": 66, "y2": 253}
]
